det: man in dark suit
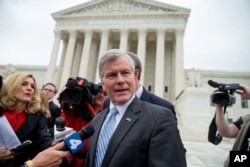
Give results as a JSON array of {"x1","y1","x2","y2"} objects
[
  {"x1": 84, "y1": 49, "x2": 186, "y2": 167},
  {"x1": 104, "y1": 52, "x2": 176, "y2": 116}
]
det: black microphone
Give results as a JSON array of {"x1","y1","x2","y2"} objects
[
  {"x1": 61, "y1": 125, "x2": 94, "y2": 154},
  {"x1": 54, "y1": 117, "x2": 73, "y2": 142},
  {"x1": 208, "y1": 80, "x2": 221, "y2": 88}
]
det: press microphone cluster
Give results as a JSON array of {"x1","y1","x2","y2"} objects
[
  {"x1": 54, "y1": 117, "x2": 95, "y2": 153},
  {"x1": 61, "y1": 124, "x2": 95, "y2": 154}
]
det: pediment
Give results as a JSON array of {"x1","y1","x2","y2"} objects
[{"x1": 52, "y1": 0, "x2": 190, "y2": 17}]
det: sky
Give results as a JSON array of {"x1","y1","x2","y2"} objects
[{"x1": 0, "y1": 0, "x2": 250, "y2": 72}]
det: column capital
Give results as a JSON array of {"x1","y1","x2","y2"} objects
[
  {"x1": 138, "y1": 27, "x2": 148, "y2": 33},
  {"x1": 156, "y1": 27, "x2": 166, "y2": 33},
  {"x1": 175, "y1": 28, "x2": 184, "y2": 37},
  {"x1": 69, "y1": 30, "x2": 77, "y2": 36},
  {"x1": 84, "y1": 28, "x2": 93, "y2": 33},
  {"x1": 101, "y1": 28, "x2": 109, "y2": 33},
  {"x1": 53, "y1": 29, "x2": 62, "y2": 38},
  {"x1": 120, "y1": 28, "x2": 129, "y2": 33}
]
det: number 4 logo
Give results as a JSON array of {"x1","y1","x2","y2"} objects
[
  {"x1": 64, "y1": 131, "x2": 84, "y2": 154},
  {"x1": 69, "y1": 139, "x2": 82, "y2": 150}
]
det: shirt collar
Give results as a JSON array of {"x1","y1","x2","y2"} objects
[
  {"x1": 135, "y1": 84, "x2": 143, "y2": 98},
  {"x1": 110, "y1": 95, "x2": 135, "y2": 115}
]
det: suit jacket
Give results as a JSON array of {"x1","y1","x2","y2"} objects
[
  {"x1": 0, "y1": 109, "x2": 53, "y2": 167},
  {"x1": 103, "y1": 87, "x2": 176, "y2": 116},
  {"x1": 84, "y1": 97, "x2": 186, "y2": 167}
]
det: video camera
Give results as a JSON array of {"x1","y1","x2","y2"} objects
[
  {"x1": 208, "y1": 80, "x2": 239, "y2": 106},
  {"x1": 58, "y1": 77, "x2": 100, "y2": 121}
]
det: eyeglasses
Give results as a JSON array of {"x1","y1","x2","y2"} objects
[{"x1": 43, "y1": 88, "x2": 55, "y2": 93}]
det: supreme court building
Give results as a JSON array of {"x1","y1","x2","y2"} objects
[{"x1": 46, "y1": 0, "x2": 191, "y2": 102}]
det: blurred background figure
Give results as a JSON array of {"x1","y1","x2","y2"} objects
[
  {"x1": 92, "y1": 82, "x2": 108, "y2": 113},
  {"x1": 40, "y1": 92, "x2": 55, "y2": 137},
  {"x1": 42, "y1": 82, "x2": 61, "y2": 136}
]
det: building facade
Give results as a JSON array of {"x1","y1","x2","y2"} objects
[
  {"x1": 46, "y1": 0, "x2": 191, "y2": 102},
  {"x1": 1, "y1": 0, "x2": 249, "y2": 137}
]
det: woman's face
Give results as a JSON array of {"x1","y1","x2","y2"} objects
[{"x1": 16, "y1": 77, "x2": 35, "y2": 103}]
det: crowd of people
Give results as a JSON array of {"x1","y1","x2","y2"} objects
[{"x1": 0, "y1": 49, "x2": 249, "y2": 167}]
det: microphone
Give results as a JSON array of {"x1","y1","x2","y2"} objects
[
  {"x1": 54, "y1": 117, "x2": 73, "y2": 142},
  {"x1": 62, "y1": 125, "x2": 95, "y2": 154},
  {"x1": 208, "y1": 80, "x2": 221, "y2": 88}
]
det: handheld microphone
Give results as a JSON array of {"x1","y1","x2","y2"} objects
[
  {"x1": 61, "y1": 125, "x2": 94, "y2": 154},
  {"x1": 54, "y1": 117, "x2": 73, "y2": 142}
]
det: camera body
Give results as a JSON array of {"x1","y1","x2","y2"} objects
[
  {"x1": 59, "y1": 77, "x2": 99, "y2": 105},
  {"x1": 208, "y1": 80, "x2": 239, "y2": 106},
  {"x1": 58, "y1": 77, "x2": 100, "y2": 121}
]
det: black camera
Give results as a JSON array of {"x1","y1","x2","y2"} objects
[
  {"x1": 208, "y1": 80, "x2": 239, "y2": 106},
  {"x1": 59, "y1": 77, "x2": 100, "y2": 105},
  {"x1": 58, "y1": 77, "x2": 100, "y2": 121}
]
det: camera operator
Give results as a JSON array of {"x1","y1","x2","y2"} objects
[{"x1": 215, "y1": 85, "x2": 250, "y2": 166}]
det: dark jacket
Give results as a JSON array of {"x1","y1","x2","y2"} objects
[
  {"x1": 85, "y1": 97, "x2": 186, "y2": 167},
  {"x1": 48, "y1": 101, "x2": 61, "y2": 136},
  {"x1": 104, "y1": 87, "x2": 176, "y2": 116},
  {"x1": 0, "y1": 109, "x2": 53, "y2": 167}
]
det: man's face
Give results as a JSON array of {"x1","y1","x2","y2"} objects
[
  {"x1": 101, "y1": 56, "x2": 135, "y2": 106},
  {"x1": 42, "y1": 84, "x2": 56, "y2": 100}
]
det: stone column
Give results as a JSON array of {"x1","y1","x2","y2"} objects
[
  {"x1": 119, "y1": 28, "x2": 128, "y2": 52},
  {"x1": 56, "y1": 38, "x2": 68, "y2": 89},
  {"x1": 71, "y1": 39, "x2": 83, "y2": 77},
  {"x1": 154, "y1": 28, "x2": 166, "y2": 97},
  {"x1": 95, "y1": 29, "x2": 109, "y2": 82},
  {"x1": 137, "y1": 28, "x2": 147, "y2": 85},
  {"x1": 174, "y1": 29, "x2": 185, "y2": 99},
  {"x1": 79, "y1": 29, "x2": 93, "y2": 78},
  {"x1": 46, "y1": 30, "x2": 61, "y2": 83},
  {"x1": 60, "y1": 30, "x2": 77, "y2": 88}
]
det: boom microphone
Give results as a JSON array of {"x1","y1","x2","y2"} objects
[
  {"x1": 208, "y1": 80, "x2": 220, "y2": 88},
  {"x1": 61, "y1": 125, "x2": 95, "y2": 154}
]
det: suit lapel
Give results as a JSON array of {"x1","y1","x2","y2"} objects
[{"x1": 101, "y1": 97, "x2": 141, "y2": 167}]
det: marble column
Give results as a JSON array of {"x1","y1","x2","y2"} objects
[
  {"x1": 137, "y1": 28, "x2": 147, "y2": 85},
  {"x1": 46, "y1": 30, "x2": 61, "y2": 83},
  {"x1": 71, "y1": 39, "x2": 83, "y2": 77},
  {"x1": 174, "y1": 29, "x2": 185, "y2": 98},
  {"x1": 79, "y1": 29, "x2": 93, "y2": 78},
  {"x1": 95, "y1": 29, "x2": 109, "y2": 82},
  {"x1": 154, "y1": 28, "x2": 166, "y2": 97},
  {"x1": 56, "y1": 38, "x2": 68, "y2": 89},
  {"x1": 60, "y1": 30, "x2": 77, "y2": 88},
  {"x1": 119, "y1": 28, "x2": 128, "y2": 52}
]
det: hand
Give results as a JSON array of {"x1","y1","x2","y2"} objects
[
  {"x1": 236, "y1": 85, "x2": 250, "y2": 99},
  {"x1": 0, "y1": 146, "x2": 14, "y2": 161},
  {"x1": 31, "y1": 142, "x2": 70, "y2": 167}
]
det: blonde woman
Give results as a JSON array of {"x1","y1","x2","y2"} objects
[{"x1": 0, "y1": 72, "x2": 53, "y2": 167}]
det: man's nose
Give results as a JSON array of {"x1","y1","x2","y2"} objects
[{"x1": 116, "y1": 73, "x2": 125, "y2": 83}]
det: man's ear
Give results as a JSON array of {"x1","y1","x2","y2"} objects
[{"x1": 134, "y1": 69, "x2": 139, "y2": 78}]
